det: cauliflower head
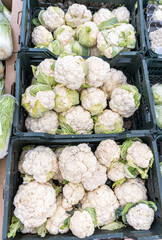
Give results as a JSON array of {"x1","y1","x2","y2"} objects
[
  {"x1": 54, "y1": 84, "x2": 79, "y2": 113},
  {"x1": 81, "y1": 87, "x2": 108, "y2": 116},
  {"x1": 82, "y1": 185, "x2": 119, "y2": 226},
  {"x1": 109, "y1": 84, "x2": 141, "y2": 118},
  {"x1": 59, "y1": 144, "x2": 97, "y2": 183},
  {"x1": 20, "y1": 146, "x2": 58, "y2": 183},
  {"x1": 39, "y1": 6, "x2": 65, "y2": 31},
  {"x1": 85, "y1": 56, "x2": 110, "y2": 87},
  {"x1": 114, "y1": 178, "x2": 147, "y2": 206},
  {"x1": 21, "y1": 226, "x2": 37, "y2": 234},
  {"x1": 112, "y1": 7, "x2": 130, "y2": 22},
  {"x1": 76, "y1": 21, "x2": 99, "y2": 47},
  {"x1": 95, "y1": 139, "x2": 121, "y2": 168},
  {"x1": 93, "y1": 8, "x2": 116, "y2": 26},
  {"x1": 32, "y1": 26, "x2": 53, "y2": 46},
  {"x1": 13, "y1": 181, "x2": 56, "y2": 228},
  {"x1": 107, "y1": 162, "x2": 127, "y2": 182},
  {"x1": 58, "y1": 106, "x2": 94, "y2": 134},
  {"x1": 0, "y1": 61, "x2": 4, "y2": 80},
  {"x1": 149, "y1": 28, "x2": 162, "y2": 51},
  {"x1": 90, "y1": 46, "x2": 103, "y2": 57},
  {"x1": 22, "y1": 85, "x2": 55, "y2": 118},
  {"x1": 25, "y1": 111, "x2": 58, "y2": 134},
  {"x1": 54, "y1": 56, "x2": 88, "y2": 90},
  {"x1": 70, "y1": 210, "x2": 95, "y2": 238},
  {"x1": 152, "y1": 6, "x2": 162, "y2": 21},
  {"x1": 65, "y1": 4, "x2": 92, "y2": 28},
  {"x1": 94, "y1": 109, "x2": 124, "y2": 134},
  {"x1": 54, "y1": 25, "x2": 75, "y2": 47}
]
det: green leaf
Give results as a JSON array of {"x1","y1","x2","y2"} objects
[
  {"x1": 7, "y1": 215, "x2": 24, "y2": 238},
  {"x1": 46, "y1": 171, "x2": 55, "y2": 181},
  {"x1": 138, "y1": 200, "x2": 157, "y2": 212},
  {"x1": 31, "y1": 65, "x2": 37, "y2": 76},
  {"x1": 48, "y1": 40, "x2": 63, "y2": 55},
  {"x1": 57, "y1": 114, "x2": 78, "y2": 135},
  {"x1": 92, "y1": 115, "x2": 98, "y2": 122},
  {"x1": 112, "y1": 178, "x2": 126, "y2": 188},
  {"x1": 127, "y1": 159, "x2": 148, "y2": 179},
  {"x1": 122, "y1": 203, "x2": 135, "y2": 224},
  {"x1": 32, "y1": 18, "x2": 41, "y2": 26},
  {"x1": 60, "y1": 217, "x2": 71, "y2": 230},
  {"x1": 101, "y1": 221, "x2": 126, "y2": 231},
  {"x1": 85, "y1": 207, "x2": 98, "y2": 227},
  {"x1": 36, "y1": 70, "x2": 56, "y2": 88},
  {"x1": 22, "y1": 145, "x2": 35, "y2": 150},
  {"x1": 38, "y1": 10, "x2": 45, "y2": 26},
  {"x1": 121, "y1": 138, "x2": 142, "y2": 161},
  {"x1": 67, "y1": 89, "x2": 79, "y2": 106},
  {"x1": 0, "y1": 78, "x2": 5, "y2": 96},
  {"x1": 115, "y1": 206, "x2": 125, "y2": 220},
  {"x1": 81, "y1": 83, "x2": 92, "y2": 88},
  {"x1": 98, "y1": 17, "x2": 118, "y2": 30},
  {"x1": 55, "y1": 185, "x2": 62, "y2": 196},
  {"x1": 21, "y1": 174, "x2": 34, "y2": 182},
  {"x1": 54, "y1": 26, "x2": 66, "y2": 39},
  {"x1": 29, "y1": 85, "x2": 51, "y2": 96},
  {"x1": 62, "y1": 179, "x2": 69, "y2": 185},
  {"x1": 120, "y1": 84, "x2": 141, "y2": 108},
  {"x1": 37, "y1": 222, "x2": 47, "y2": 237},
  {"x1": 78, "y1": 26, "x2": 94, "y2": 48},
  {"x1": 124, "y1": 164, "x2": 138, "y2": 178},
  {"x1": 72, "y1": 41, "x2": 90, "y2": 56}
]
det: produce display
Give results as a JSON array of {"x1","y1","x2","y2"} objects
[
  {"x1": 31, "y1": 4, "x2": 136, "y2": 59},
  {"x1": 151, "y1": 83, "x2": 162, "y2": 129},
  {"x1": 7, "y1": 138, "x2": 157, "y2": 238}
]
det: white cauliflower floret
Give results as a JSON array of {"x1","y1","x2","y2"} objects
[
  {"x1": 152, "y1": 6, "x2": 162, "y2": 21},
  {"x1": 34, "y1": 59, "x2": 55, "y2": 79},
  {"x1": 76, "y1": 21, "x2": 99, "y2": 47},
  {"x1": 82, "y1": 162, "x2": 107, "y2": 191},
  {"x1": 54, "y1": 56, "x2": 87, "y2": 90},
  {"x1": 126, "y1": 203, "x2": 155, "y2": 230},
  {"x1": 112, "y1": 7, "x2": 130, "y2": 22},
  {"x1": 54, "y1": 25, "x2": 75, "y2": 47},
  {"x1": 94, "y1": 109, "x2": 124, "y2": 134},
  {"x1": 81, "y1": 87, "x2": 107, "y2": 116},
  {"x1": 59, "y1": 144, "x2": 97, "y2": 184},
  {"x1": 70, "y1": 210, "x2": 95, "y2": 238},
  {"x1": 149, "y1": 29, "x2": 162, "y2": 52},
  {"x1": 93, "y1": 8, "x2": 115, "y2": 26},
  {"x1": 95, "y1": 139, "x2": 121, "y2": 168},
  {"x1": 82, "y1": 185, "x2": 119, "y2": 226},
  {"x1": 41, "y1": 6, "x2": 65, "y2": 31},
  {"x1": 65, "y1": 4, "x2": 92, "y2": 28},
  {"x1": 25, "y1": 111, "x2": 58, "y2": 134},
  {"x1": 107, "y1": 162, "x2": 126, "y2": 182},
  {"x1": 114, "y1": 178, "x2": 147, "y2": 206},
  {"x1": 101, "y1": 68, "x2": 127, "y2": 98},
  {"x1": 32, "y1": 26, "x2": 53, "y2": 46},
  {"x1": 62, "y1": 183, "x2": 85, "y2": 210},
  {"x1": 126, "y1": 141, "x2": 153, "y2": 169},
  {"x1": 85, "y1": 56, "x2": 110, "y2": 87},
  {"x1": 21, "y1": 226, "x2": 37, "y2": 234},
  {"x1": 14, "y1": 181, "x2": 56, "y2": 228},
  {"x1": 60, "y1": 106, "x2": 94, "y2": 134},
  {"x1": 18, "y1": 146, "x2": 34, "y2": 174},
  {"x1": 19, "y1": 146, "x2": 58, "y2": 183}
]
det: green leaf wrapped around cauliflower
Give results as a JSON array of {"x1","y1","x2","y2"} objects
[
  {"x1": 93, "y1": 8, "x2": 117, "y2": 30},
  {"x1": 101, "y1": 68, "x2": 127, "y2": 98},
  {"x1": 0, "y1": 61, "x2": 4, "y2": 79},
  {"x1": 82, "y1": 185, "x2": 119, "y2": 226},
  {"x1": 31, "y1": 58, "x2": 56, "y2": 87},
  {"x1": 94, "y1": 109, "x2": 124, "y2": 134},
  {"x1": 54, "y1": 25, "x2": 75, "y2": 47},
  {"x1": 76, "y1": 21, "x2": 99, "y2": 47},
  {"x1": 85, "y1": 56, "x2": 110, "y2": 87},
  {"x1": 107, "y1": 162, "x2": 129, "y2": 183},
  {"x1": 81, "y1": 87, "x2": 108, "y2": 116},
  {"x1": 95, "y1": 139, "x2": 121, "y2": 168},
  {"x1": 32, "y1": 26, "x2": 53, "y2": 46},
  {"x1": 109, "y1": 84, "x2": 141, "y2": 118},
  {"x1": 25, "y1": 111, "x2": 59, "y2": 134},
  {"x1": 38, "y1": 6, "x2": 65, "y2": 31},
  {"x1": 151, "y1": 83, "x2": 162, "y2": 105},
  {"x1": 21, "y1": 85, "x2": 55, "y2": 118},
  {"x1": 54, "y1": 56, "x2": 88, "y2": 90},
  {"x1": 18, "y1": 146, "x2": 58, "y2": 183},
  {"x1": 114, "y1": 178, "x2": 147, "y2": 206},
  {"x1": 112, "y1": 7, "x2": 130, "y2": 23},
  {"x1": 154, "y1": 105, "x2": 162, "y2": 129},
  {"x1": 54, "y1": 84, "x2": 79, "y2": 113},
  {"x1": 65, "y1": 4, "x2": 92, "y2": 28},
  {"x1": 62, "y1": 40, "x2": 90, "y2": 57},
  {"x1": 48, "y1": 40, "x2": 63, "y2": 56}
]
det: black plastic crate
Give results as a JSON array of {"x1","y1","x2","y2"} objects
[
  {"x1": 2, "y1": 135, "x2": 162, "y2": 240},
  {"x1": 20, "y1": 0, "x2": 146, "y2": 56},
  {"x1": 14, "y1": 51, "x2": 156, "y2": 139}
]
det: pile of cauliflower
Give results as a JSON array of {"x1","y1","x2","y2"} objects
[
  {"x1": 31, "y1": 3, "x2": 136, "y2": 59},
  {"x1": 8, "y1": 138, "x2": 156, "y2": 238},
  {"x1": 22, "y1": 56, "x2": 141, "y2": 135}
]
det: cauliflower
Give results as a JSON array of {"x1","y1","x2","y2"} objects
[
  {"x1": 70, "y1": 210, "x2": 95, "y2": 238},
  {"x1": 18, "y1": 146, "x2": 58, "y2": 183},
  {"x1": 54, "y1": 25, "x2": 75, "y2": 47},
  {"x1": 152, "y1": 6, "x2": 162, "y2": 21},
  {"x1": 112, "y1": 7, "x2": 130, "y2": 22},
  {"x1": 94, "y1": 109, "x2": 124, "y2": 134},
  {"x1": 107, "y1": 162, "x2": 127, "y2": 182},
  {"x1": 90, "y1": 46, "x2": 103, "y2": 57},
  {"x1": 76, "y1": 21, "x2": 99, "y2": 47},
  {"x1": 95, "y1": 139, "x2": 121, "y2": 168},
  {"x1": 59, "y1": 144, "x2": 97, "y2": 183},
  {"x1": 38, "y1": 7, "x2": 65, "y2": 31},
  {"x1": 54, "y1": 56, "x2": 88, "y2": 90},
  {"x1": 0, "y1": 61, "x2": 4, "y2": 79},
  {"x1": 101, "y1": 68, "x2": 127, "y2": 98},
  {"x1": 31, "y1": 59, "x2": 55, "y2": 87},
  {"x1": 22, "y1": 85, "x2": 55, "y2": 118},
  {"x1": 48, "y1": 40, "x2": 63, "y2": 55},
  {"x1": 32, "y1": 26, "x2": 53, "y2": 46},
  {"x1": 54, "y1": 84, "x2": 79, "y2": 113},
  {"x1": 18, "y1": 146, "x2": 34, "y2": 174},
  {"x1": 82, "y1": 162, "x2": 107, "y2": 191},
  {"x1": 25, "y1": 111, "x2": 58, "y2": 134},
  {"x1": 109, "y1": 84, "x2": 141, "y2": 118},
  {"x1": 57, "y1": 106, "x2": 94, "y2": 134},
  {"x1": 21, "y1": 226, "x2": 37, "y2": 234},
  {"x1": 13, "y1": 181, "x2": 56, "y2": 228},
  {"x1": 93, "y1": 8, "x2": 116, "y2": 26},
  {"x1": 65, "y1": 4, "x2": 92, "y2": 28},
  {"x1": 85, "y1": 56, "x2": 110, "y2": 87},
  {"x1": 62, "y1": 183, "x2": 85, "y2": 210},
  {"x1": 149, "y1": 28, "x2": 162, "y2": 52},
  {"x1": 82, "y1": 185, "x2": 119, "y2": 226},
  {"x1": 80, "y1": 87, "x2": 107, "y2": 116},
  {"x1": 114, "y1": 178, "x2": 147, "y2": 206}
]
